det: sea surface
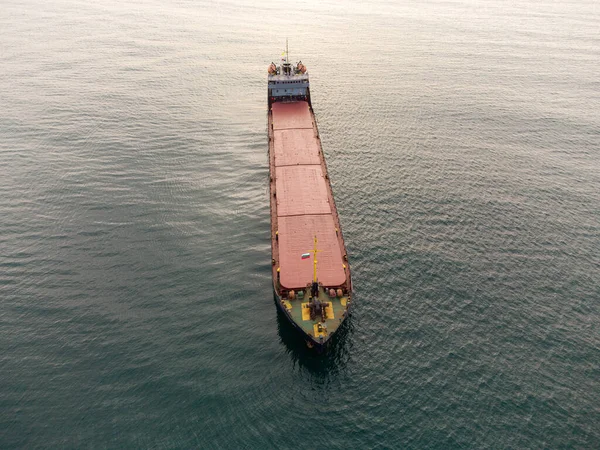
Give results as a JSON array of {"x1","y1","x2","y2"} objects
[{"x1": 1, "y1": 0, "x2": 599, "y2": 448}]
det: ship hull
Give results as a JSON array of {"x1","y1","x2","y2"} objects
[{"x1": 268, "y1": 98, "x2": 352, "y2": 349}]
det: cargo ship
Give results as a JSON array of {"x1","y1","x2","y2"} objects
[{"x1": 267, "y1": 46, "x2": 352, "y2": 349}]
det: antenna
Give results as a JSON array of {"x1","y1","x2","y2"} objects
[{"x1": 286, "y1": 38, "x2": 289, "y2": 64}]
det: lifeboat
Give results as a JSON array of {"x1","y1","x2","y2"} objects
[
  {"x1": 296, "y1": 62, "x2": 306, "y2": 74},
  {"x1": 268, "y1": 63, "x2": 277, "y2": 75}
]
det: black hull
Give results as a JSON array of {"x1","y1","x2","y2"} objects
[{"x1": 273, "y1": 286, "x2": 349, "y2": 351}]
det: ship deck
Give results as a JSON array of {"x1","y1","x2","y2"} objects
[
  {"x1": 269, "y1": 101, "x2": 348, "y2": 290},
  {"x1": 281, "y1": 286, "x2": 350, "y2": 338}
]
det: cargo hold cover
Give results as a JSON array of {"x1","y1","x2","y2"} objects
[
  {"x1": 272, "y1": 101, "x2": 313, "y2": 130},
  {"x1": 272, "y1": 101, "x2": 346, "y2": 289},
  {"x1": 278, "y1": 215, "x2": 346, "y2": 289},
  {"x1": 273, "y1": 129, "x2": 320, "y2": 166},
  {"x1": 275, "y1": 166, "x2": 331, "y2": 217}
]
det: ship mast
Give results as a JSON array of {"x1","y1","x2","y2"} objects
[
  {"x1": 313, "y1": 235, "x2": 320, "y2": 283},
  {"x1": 309, "y1": 235, "x2": 321, "y2": 299}
]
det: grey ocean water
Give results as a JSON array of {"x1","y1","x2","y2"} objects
[{"x1": 1, "y1": 0, "x2": 599, "y2": 447}]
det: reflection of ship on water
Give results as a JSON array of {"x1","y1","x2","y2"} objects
[{"x1": 268, "y1": 43, "x2": 353, "y2": 350}]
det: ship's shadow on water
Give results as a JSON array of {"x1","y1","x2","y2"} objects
[{"x1": 273, "y1": 294, "x2": 353, "y2": 373}]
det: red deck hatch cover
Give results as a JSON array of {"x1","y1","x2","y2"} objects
[
  {"x1": 272, "y1": 101, "x2": 313, "y2": 130},
  {"x1": 278, "y1": 214, "x2": 346, "y2": 289}
]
